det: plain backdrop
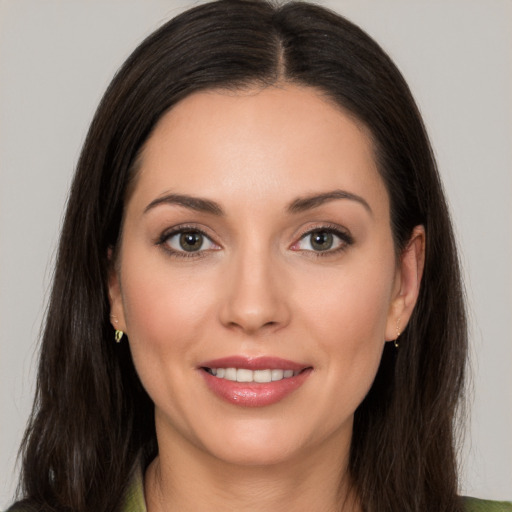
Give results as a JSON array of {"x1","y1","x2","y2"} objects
[{"x1": 1, "y1": 0, "x2": 511, "y2": 507}]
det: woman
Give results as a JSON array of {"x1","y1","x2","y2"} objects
[{"x1": 7, "y1": 1, "x2": 511, "y2": 511}]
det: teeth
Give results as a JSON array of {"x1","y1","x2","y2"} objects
[
  {"x1": 271, "y1": 369, "x2": 284, "y2": 381},
  {"x1": 237, "y1": 369, "x2": 253, "y2": 382},
  {"x1": 254, "y1": 369, "x2": 271, "y2": 383},
  {"x1": 208, "y1": 367, "x2": 300, "y2": 383},
  {"x1": 224, "y1": 368, "x2": 237, "y2": 381}
]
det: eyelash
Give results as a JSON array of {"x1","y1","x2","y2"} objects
[
  {"x1": 155, "y1": 223, "x2": 354, "y2": 259},
  {"x1": 293, "y1": 224, "x2": 354, "y2": 258},
  {"x1": 156, "y1": 224, "x2": 219, "y2": 259}
]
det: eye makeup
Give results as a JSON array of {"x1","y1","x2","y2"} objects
[
  {"x1": 154, "y1": 220, "x2": 354, "y2": 260},
  {"x1": 290, "y1": 223, "x2": 354, "y2": 258},
  {"x1": 155, "y1": 224, "x2": 221, "y2": 259}
]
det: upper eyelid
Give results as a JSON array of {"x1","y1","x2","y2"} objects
[
  {"x1": 155, "y1": 222, "x2": 353, "y2": 249},
  {"x1": 159, "y1": 224, "x2": 218, "y2": 241},
  {"x1": 296, "y1": 223, "x2": 353, "y2": 241}
]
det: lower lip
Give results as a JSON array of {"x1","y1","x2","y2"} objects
[{"x1": 201, "y1": 369, "x2": 312, "y2": 407}]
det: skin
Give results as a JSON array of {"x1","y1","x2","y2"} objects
[{"x1": 109, "y1": 85, "x2": 425, "y2": 512}]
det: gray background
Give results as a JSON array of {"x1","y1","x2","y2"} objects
[{"x1": 1, "y1": 0, "x2": 511, "y2": 507}]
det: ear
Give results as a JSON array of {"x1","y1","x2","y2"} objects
[
  {"x1": 108, "y1": 247, "x2": 127, "y2": 333},
  {"x1": 385, "y1": 225, "x2": 425, "y2": 341}
]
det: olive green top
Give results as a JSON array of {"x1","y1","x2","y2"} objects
[
  {"x1": 6, "y1": 467, "x2": 512, "y2": 512},
  {"x1": 119, "y1": 469, "x2": 512, "y2": 512},
  {"x1": 463, "y1": 498, "x2": 512, "y2": 512}
]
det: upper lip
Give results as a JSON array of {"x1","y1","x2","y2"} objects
[{"x1": 199, "y1": 356, "x2": 310, "y2": 372}]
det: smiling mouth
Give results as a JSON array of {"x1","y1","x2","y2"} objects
[
  {"x1": 200, "y1": 358, "x2": 313, "y2": 407},
  {"x1": 202, "y1": 367, "x2": 305, "y2": 383}
]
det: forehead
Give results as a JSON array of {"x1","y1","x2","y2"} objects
[{"x1": 129, "y1": 85, "x2": 387, "y2": 215}]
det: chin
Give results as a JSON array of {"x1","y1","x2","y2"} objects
[
  {"x1": 210, "y1": 442, "x2": 300, "y2": 468},
  {"x1": 194, "y1": 419, "x2": 309, "y2": 467}
]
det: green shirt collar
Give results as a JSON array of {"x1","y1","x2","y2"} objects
[{"x1": 120, "y1": 464, "x2": 147, "y2": 512}]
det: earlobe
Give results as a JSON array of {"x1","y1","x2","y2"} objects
[
  {"x1": 107, "y1": 249, "x2": 127, "y2": 333},
  {"x1": 385, "y1": 225, "x2": 425, "y2": 341}
]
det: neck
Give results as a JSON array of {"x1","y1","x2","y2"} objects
[{"x1": 145, "y1": 430, "x2": 360, "y2": 512}]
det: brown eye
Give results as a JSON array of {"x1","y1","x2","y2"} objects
[
  {"x1": 179, "y1": 231, "x2": 204, "y2": 252},
  {"x1": 292, "y1": 227, "x2": 353, "y2": 254},
  {"x1": 309, "y1": 231, "x2": 334, "y2": 251},
  {"x1": 163, "y1": 229, "x2": 218, "y2": 254}
]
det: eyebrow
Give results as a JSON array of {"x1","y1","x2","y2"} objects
[
  {"x1": 144, "y1": 193, "x2": 224, "y2": 215},
  {"x1": 144, "y1": 189, "x2": 372, "y2": 217},
  {"x1": 287, "y1": 189, "x2": 373, "y2": 216}
]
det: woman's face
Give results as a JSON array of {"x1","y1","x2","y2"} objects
[{"x1": 110, "y1": 85, "x2": 423, "y2": 467}]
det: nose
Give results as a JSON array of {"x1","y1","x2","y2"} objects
[{"x1": 218, "y1": 245, "x2": 291, "y2": 335}]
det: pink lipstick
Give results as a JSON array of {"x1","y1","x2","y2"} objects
[{"x1": 199, "y1": 356, "x2": 312, "y2": 407}]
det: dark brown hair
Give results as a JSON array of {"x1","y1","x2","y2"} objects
[{"x1": 14, "y1": 1, "x2": 467, "y2": 511}]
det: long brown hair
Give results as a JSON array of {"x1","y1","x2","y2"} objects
[{"x1": 15, "y1": 1, "x2": 467, "y2": 511}]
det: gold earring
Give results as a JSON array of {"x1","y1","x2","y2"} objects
[
  {"x1": 394, "y1": 318, "x2": 401, "y2": 349},
  {"x1": 111, "y1": 315, "x2": 123, "y2": 343}
]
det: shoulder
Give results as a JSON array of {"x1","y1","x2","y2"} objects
[{"x1": 464, "y1": 497, "x2": 512, "y2": 512}]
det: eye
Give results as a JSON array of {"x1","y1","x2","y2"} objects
[
  {"x1": 292, "y1": 227, "x2": 353, "y2": 253},
  {"x1": 160, "y1": 228, "x2": 219, "y2": 255}
]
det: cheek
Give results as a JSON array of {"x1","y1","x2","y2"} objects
[
  {"x1": 301, "y1": 261, "x2": 395, "y2": 347},
  {"x1": 121, "y1": 244, "x2": 215, "y2": 331},
  {"x1": 118, "y1": 249, "x2": 219, "y2": 379},
  {"x1": 118, "y1": 254, "x2": 224, "y2": 430},
  {"x1": 296, "y1": 253, "x2": 396, "y2": 404}
]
